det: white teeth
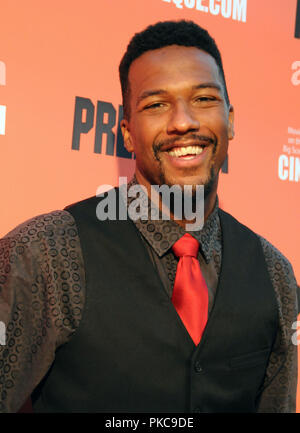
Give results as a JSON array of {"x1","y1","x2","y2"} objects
[{"x1": 168, "y1": 146, "x2": 204, "y2": 157}]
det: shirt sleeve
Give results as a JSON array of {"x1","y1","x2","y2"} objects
[
  {"x1": 0, "y1": 210, "x2": 85, "y2": 412},
  {"x1": 257, "y1": 236, "x2": 298, "y2": 413}
]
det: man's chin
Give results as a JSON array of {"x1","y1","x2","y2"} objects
[
  {"x1": 162, "y1": 177, "x2": 210, "y2": 192},
  {"x1": 161, "y1": 170, "x2": 216, "y2": 199}
]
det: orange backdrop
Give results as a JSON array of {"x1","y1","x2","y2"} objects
[{"x1": 1, "y1": 0, "x2": 299, "y2": 411}]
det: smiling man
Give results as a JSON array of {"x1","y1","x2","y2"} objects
[{"x1": 0, "y1": 20, "x2": 298, "y2": 413}]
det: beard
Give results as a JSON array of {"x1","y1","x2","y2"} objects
[{"x1": 152, "y1": 133, "x2": 218, "y2": 200}]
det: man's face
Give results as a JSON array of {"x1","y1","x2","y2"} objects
[{"x1": 121, "y1": 45, "x2": 234, "y2": 195}]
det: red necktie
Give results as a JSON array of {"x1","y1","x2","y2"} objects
[{"x1": 172, "y1": 233, "x2": 208, "y2": 345}]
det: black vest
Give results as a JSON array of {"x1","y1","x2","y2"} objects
[{"x1": 32, "y1": 192, "x2": 278, "y2": 413}]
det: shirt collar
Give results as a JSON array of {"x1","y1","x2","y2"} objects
[{"x1": 125, "y1": 176, "x2": 221, "y2": 263}]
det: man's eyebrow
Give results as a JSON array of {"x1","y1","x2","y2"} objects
[
  {"x1": 136, "y1": 89, "x2": 167, "y2": 106},
  {"x1": 192, "y1": 82, "x2": 222, "y2": 91},
  {"x1": 136, "y1": 83, "x2": 223, "y2": 106}
]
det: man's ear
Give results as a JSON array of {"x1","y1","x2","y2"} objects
[
  {"x1": 121, "y1": 119, "x2": 134, "y2": 153},
  {"x1": 228, "y1": 104, "x2": 235, "y2": 140}
]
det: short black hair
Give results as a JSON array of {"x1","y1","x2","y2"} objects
[{"x1": 119, "y1": 20, "x2": 230, "y2": 119}]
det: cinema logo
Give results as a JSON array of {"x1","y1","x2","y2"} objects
[
  {"x1": 278, "y1": 127, "x2": 300, "y2": 182},
  {"x1": 71, "y1": 96, "x2": 229, "y2": 172},
  {"x1": 0, "y1": 60, "x2": 6, "y2": 136},
  {"x1": 162, "y1": 0, "x2": 247, "y2": 22}
]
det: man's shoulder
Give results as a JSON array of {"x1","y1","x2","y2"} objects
[
  {"x1": 219, "y1": 208, "x2": 298, "y2": 289},
  {"x1": 0, "y1": 208, "x2": 85, "y2": 288},
  {"x1": 64, "y1": 194, "x2": 99, "y2": 213},
  {"x1": 1, "y1": 209, "x2": 76, "y2": 242},
  {"x1": 256, "y1": 234, "x2": 298, "y2": 308},
  {"x1": 0, "y1": 188, "x2": 126, "y2": 249},
  {"x1": 218, "y1": 208, "x2": 260, "y2": 239},
  {"x1": 0, "y1": 209, "x2": 83, "y2": 262},
  {"x1": 256, "y1": 234, "x2": 293, "y2": 275},
  {"x1": 1, "y1": 191, "x2": 104, "y2": 242}
]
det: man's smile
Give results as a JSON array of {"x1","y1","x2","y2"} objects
[
  {"x1": 154, "y1": 134, "x2": 215, "y2": 167},
  {"x1": 167, "y1": 145, "x2": 205, "y2": 157},
  {"x1": 161, "y1": 144, "x2": 211, "y2": 168},
  {"x1": 154, "y1": 135, "x2": 215, "y2": 169}
]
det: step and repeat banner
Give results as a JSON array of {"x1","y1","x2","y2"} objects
[{"x1": 1, "y1": 0, "x2": 299, "y2": 410}]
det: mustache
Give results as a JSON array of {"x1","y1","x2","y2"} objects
[{"x1": 153, "y1": 134, "x2": 216, "y2": 158}]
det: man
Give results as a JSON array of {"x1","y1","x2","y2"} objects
[{"x1": 0, "y1": 20, "x2": 298, "y2": 413}]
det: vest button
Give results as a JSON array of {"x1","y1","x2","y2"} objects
[{"x1": 194, "y1": 361, "x2": 202, "y2": 373}]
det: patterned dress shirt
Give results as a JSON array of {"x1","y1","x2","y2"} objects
[{"x1": 0, "y1": 177, "x2": 298, "y2": 412}]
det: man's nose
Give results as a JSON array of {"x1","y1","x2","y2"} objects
[{"x1": 166, "y1": 101, "x2": 200, "y2": 135}]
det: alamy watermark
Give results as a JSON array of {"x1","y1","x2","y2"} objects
[
  {"x1": 291, "y1": 320, "x2": 300, "y2": 346},
  {"x1": 0, "y1": 321, "x2": 5, "y2": 345},
  {"x1": 95, "y1": 177, "x2": 204, "y2": 231}
]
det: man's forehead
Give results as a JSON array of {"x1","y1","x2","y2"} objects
[
  {"x1": 130, "y1": 45, "x2": 218, "y2": 71},
  {"x1": 128, "y1": 45, "x2": 222, "y2": 94}
]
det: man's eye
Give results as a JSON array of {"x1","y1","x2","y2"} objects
[
  {"x1": 144, "y1": 103, "x2": 165, "y2": 110},
  {"x1": 196, "y1": 96, "x2": 216, "y2": 102}
]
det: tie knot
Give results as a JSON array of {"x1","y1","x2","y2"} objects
[{"x1": 172, "y1": 233, "x2": 199, "y2": 258}]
